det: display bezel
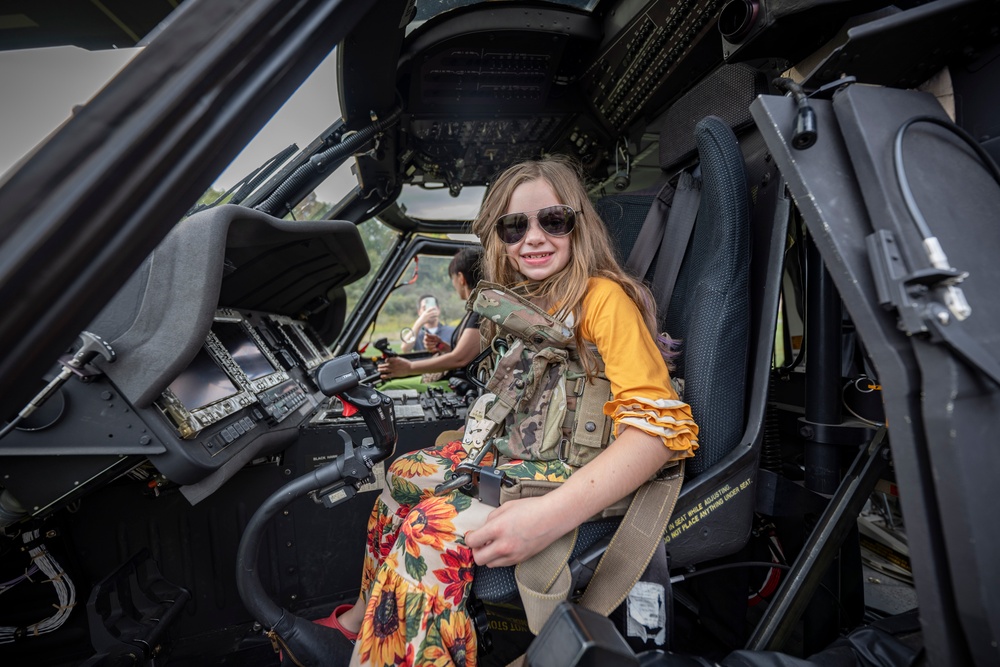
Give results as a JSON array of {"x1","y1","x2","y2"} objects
[
  {"x1": 212, "y1": 310, "x2": 289, "y2": 393},
  {"x1": 156, "y1": 344, "x2": 254, "y2": 439},
  {"x1": 269, "y1": 315, "x2": 330, "y2": 369}
]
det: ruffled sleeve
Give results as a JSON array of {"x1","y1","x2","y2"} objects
[{"x1": 579, "y1": 278, "x2": 699, "y2": 458}]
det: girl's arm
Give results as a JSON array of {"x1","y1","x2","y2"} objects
[
  {"x1": 467, "y1": 278, "x2": 697, "y2": 566},
  {"x1": 380, "y1": 327, "x2": 480, "y2": 378},
  {"x1": 466, "y1": 425, "x2": 676, "y2": 567}
]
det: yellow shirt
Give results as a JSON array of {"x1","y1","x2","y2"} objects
[{"x1": 579, "y1": 277, "x2": 699, "y2": 457}]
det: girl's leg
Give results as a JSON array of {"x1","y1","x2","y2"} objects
[
  {"x1": 355, "y1": 490, "x2": 492, "y2": 667},
  {"x1": 353, "y1": 440, "x2": 496, "y2": 666},
  {"x1": 337, "y1": 597, "x2": 365, "y2": 634}
]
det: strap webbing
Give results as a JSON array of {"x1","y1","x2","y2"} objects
[
  {"x1": 514, "y1": 528, "x2": 578, "y2": 634},
  {"x1": 652, "y1": 171, "x2": 701, "y2": 318},
  {"x1": 579, "y1": 460, "x2": 684, "y2": 616},
  {"x1": 512, "y1": 460, "x2": 685, "y2": 634},
  {"x1": 624, "y1": 181, "x2": 675, "y2": 279}
]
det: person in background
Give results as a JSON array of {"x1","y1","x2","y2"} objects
[
  {"x1": 379, "y1": 247, "x2": 483, "y2": 380},
  {"x1": 399, "y1": 294, "x2": 456, "y2": 354}
]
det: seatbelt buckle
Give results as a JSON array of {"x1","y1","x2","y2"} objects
[
  {"x1": 473, "y1": 466, "x2": 510, "y2": 507},
  {"x1": 437, "y1": 460, "x2": 513, "y2": 506}
]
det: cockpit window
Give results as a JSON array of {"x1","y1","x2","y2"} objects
[
  {"x1": 369, "y1": 253, "x2": 472, "y2": 349},
  {"x1": 414, "y1": 0, "x2": 600, "y2": 22},
  {"x1": 396, "y1": 183, "x2": 485, "y2": 221}
]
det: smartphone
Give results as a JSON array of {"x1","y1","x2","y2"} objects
[{"x1": 421, "y1": 296, "x2": 437, "y2": 310}]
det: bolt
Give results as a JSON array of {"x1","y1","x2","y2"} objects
[
  {"x1": 936, "y1": 309, "x2": 950, "y2": 325},
  {"x1": 283, "y1": 510, "x2": 290, "y2": 516},
  {"x1": 139, "y1": 435, "x2": 151, "y2": 446},
  {"x1": 283, "y1": 469, "x2": 292, "y2": 476},
  {"x1": 46, "y1": 530, "x2": 57, "y2": 539},
  {"x1": 286, "y1": 541, "x2": 293, "y2": 548},
  {"x1": 101, "y1": 391, "x2": 113, "y2": 400},
  {"x1": 800, "y1": 425, "x2": 815, "y2": 439},
  {"x1": 290, "y1": 594, "x2": 298, "y2": 601}
]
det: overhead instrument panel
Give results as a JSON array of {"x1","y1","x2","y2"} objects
[
  {"x1": 397, "y1": 4, "x2": 604, "y2": 186},
  {"x1": 583, "y1": 0, "x2": 726, "y2": 133}
]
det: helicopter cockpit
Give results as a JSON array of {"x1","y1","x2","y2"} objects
[{"x1": 1, "y1": 0, "x2": 999, "y2": 665}]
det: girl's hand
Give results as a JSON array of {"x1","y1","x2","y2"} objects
[
  {"x1": 378, "y1": 357, "x2": 413, "y2": 379},
  {"x1": 465, "y1": 495, "x2": 566, "y2": 568}
]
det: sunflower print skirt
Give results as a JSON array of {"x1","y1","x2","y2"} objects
[{"x1": 353, "y1": 438, "x2": 573, "y2": 667}]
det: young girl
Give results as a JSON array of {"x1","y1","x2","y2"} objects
[{"x1": 331, "y1": 156, "x2": 699, "y2": 666}]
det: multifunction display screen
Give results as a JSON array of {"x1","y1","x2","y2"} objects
[
  {"x1": 167, "y1": 348, "x2": 240, "y2": 410},
  {"x1": 214, "y1": 322, "x2": 276, "y2": 380}
]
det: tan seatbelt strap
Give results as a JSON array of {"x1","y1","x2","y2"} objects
[
  {"x1": 579, "y1": 460, "x2": 685, "y2": 616},
  {"x1": 512, "y1": 528, "x2": 578, "y2": 635}
]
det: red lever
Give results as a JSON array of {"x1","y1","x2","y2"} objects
[{"x1": 338, "y1": 396, "x2": 358, "y2": 417}]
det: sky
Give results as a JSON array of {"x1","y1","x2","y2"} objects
[{"x1": 0, "y1": 44, "x2": 482, "y2": 219}]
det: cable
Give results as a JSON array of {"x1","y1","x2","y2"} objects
[
  {"x1": 841, "y1": 378, "x2": 885, "y2": 428},
  {"x1": 893, "y1": 115, "x2": 1000, "y2": 244},
  {"x1": 255, "y1": 106, "x2": 402, "y2": 215},
  {"x1": 893, "y1": 115, "x2": 1000, "y2": 323},
  {"x1": 0, "y1": 418, "x2": 21, "y2": 440},
  {"x1": 670, "y1": 560, "x2": 790, "y2": 584},
  {"x1": 772, "y1": 78, "x2": 817, "y2": 150},
  {"x1": 0, "y1": 530, "x2": 76, "y2": 643},
  {"x1": 0, "y1": 564, "x2": 39, "y2": 594}
]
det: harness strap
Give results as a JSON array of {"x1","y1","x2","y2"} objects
[
  {"x1": 512, "y1": 459, "x2": 685, "y2": 636},
  {"x1": 652, "y1": 171, "x2": 701, "y2": 319},
  {"x1": 580, "y1": 459, "x2": 685, "y2": 615},
  {"x1": 625, "y1": 180, "x2": 676, "y2": 279},
  {"x1": 513, "y1": 528, "x2": 579, "y2": 635}
]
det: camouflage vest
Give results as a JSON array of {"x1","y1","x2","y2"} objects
[{"x1": 469, "y1": 283, "x2": 614, "y2": 468}]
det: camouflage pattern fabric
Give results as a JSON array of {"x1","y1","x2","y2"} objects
[{"x1": 470, "y1": 283, "x2": 612, "y2": 466}]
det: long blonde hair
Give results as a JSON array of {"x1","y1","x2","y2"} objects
[{"x1": 471, "y1": 155, "x2": 665, "y2": 373}]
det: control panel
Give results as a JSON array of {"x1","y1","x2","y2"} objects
[
  {"x1": 583, "y1": 0, "x2": 725, "y2": 132},
  {"x1": 258, "y1": 379, "x2": 310, "y2": 424}
]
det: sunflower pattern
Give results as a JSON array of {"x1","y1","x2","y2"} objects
[{"x1": 355, "y1": 439, "x2": 572, "y2": 666}]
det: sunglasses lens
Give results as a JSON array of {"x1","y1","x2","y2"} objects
[
  {"x1": 495, "y1": 206, "x2": 576, "y2": 244},
  {"x1": 537, "y1": 205, "x2": 575, "y2": 236},
  {"x1": 496, "y1": 213, "x2": 529, "y2": 244}
]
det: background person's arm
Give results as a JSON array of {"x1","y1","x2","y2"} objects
[{"x1": 380, "y1": 327, "x2": 480, "y2": 378}]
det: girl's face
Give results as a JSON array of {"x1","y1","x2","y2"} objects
[{"x1": 503, "y1": 178, "x2": 572, "y2": 282}]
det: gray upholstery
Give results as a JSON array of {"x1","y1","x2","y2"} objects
[{"x1": 664, "y1": 117, "x2": 750, "y2": 475}]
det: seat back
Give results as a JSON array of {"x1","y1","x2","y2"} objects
[
  {"x1": 595, "y1": 116, "x2": 787, "y2": 567},
  {"x1": 662, "y1": 116, "x2": 751, "y2": 476}
]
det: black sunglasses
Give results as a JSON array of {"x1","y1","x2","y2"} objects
[{"x1": 494, "y1": 204, "x2": 577, "y2": 244}]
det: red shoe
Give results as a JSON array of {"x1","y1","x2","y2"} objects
[
  {"x1": 314, "y1": 604, "x2": 359, "y2": 641},
  {"x1": 278, "y1": 604, "x2": 358, "y2": 663}
]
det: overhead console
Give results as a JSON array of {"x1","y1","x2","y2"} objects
[
  {"x1": 582, "y1": 0, "x2": 726, "y2": 134},
  {"x1": 394, "y1": 4, "x2": 609, "y2": 186}
]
